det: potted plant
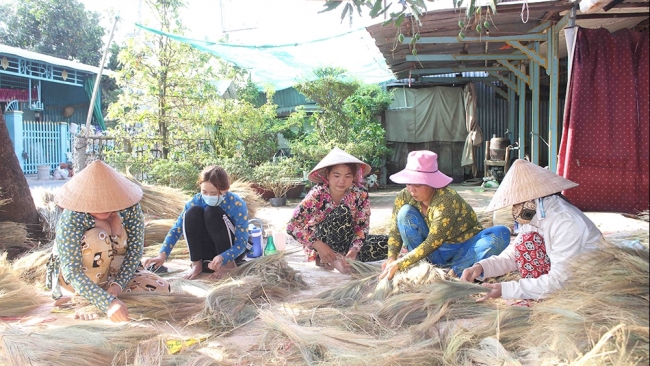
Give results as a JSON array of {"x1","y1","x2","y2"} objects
[{"x1": 252, "y1": 158, "x2": 303, "y2": 206}]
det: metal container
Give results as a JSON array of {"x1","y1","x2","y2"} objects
[{"x1": 489, "y1": 135, "x2": 511, "y2": 161}]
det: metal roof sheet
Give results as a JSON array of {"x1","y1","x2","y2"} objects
[{"x1": 0, "y1": 43, "x2": 113, "y2": 76}]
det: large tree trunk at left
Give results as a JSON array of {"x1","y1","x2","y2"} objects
[{"x1": 0, "y1": 114, "x2": 43, "y2": 240}]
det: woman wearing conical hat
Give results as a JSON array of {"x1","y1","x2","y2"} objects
[
  {"x1": 460, "y1": 159, "x2": 603, "y2": 302},
  {"x1": 46, "y1": 161, "x2": 170, "y2": 322},
  {"x1": 379, "y1": 150, "x2": 512, "y2": 281},
  {"x1": 286, "y1": 147, "x2": 389, "y2": 273}
]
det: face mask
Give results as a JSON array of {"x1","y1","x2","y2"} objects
[
  {"x1": 203, "y1": 194, "x2": 225, "y2": 206},
  {"x1": 512, "y1": 200, "x2": 537, "y2": 224}
]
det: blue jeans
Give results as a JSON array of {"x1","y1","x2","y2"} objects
[{"x1": 397, "y1": 204, "x2": 510, "y2": 274}]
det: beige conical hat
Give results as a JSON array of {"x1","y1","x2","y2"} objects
[
  {"x1": 55, "y1": 160, "x2": 143, "y2": 212},
  {"x1": 308, "y1": 147, "x2": 371, "y2": 184},
  {"x1": 485, "y1": 159, "x2": 578, "y2": 211}
]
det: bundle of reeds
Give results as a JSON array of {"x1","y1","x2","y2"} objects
[
  {"x1": 144, "y1": 241, "x2": 189, "y2": 260},
  {"x1": 10, "y1": 243, "x2": 52, "y2": 284},
  {"x1": 31, "y1": 186, "x2": 62, "y2": 240},
  {"x1": 0, "y1": 256, "x2": 44, "y2": 317},
  {"x1": 229, "y1": 253, "x2": 308, "y2": 291},
  {"x1": 292, "y1": 306, "x2": 390, "y2": 338},
  {"x1": 125, "y1": 173, "x2": 190, "y2": 219},
  {"x1": 0, "y1": 324, "x2": 159, "y2": 366},
  {"x1": 0, "y1": 222, "x2": 28, "y2": 250},
  {"x1": 519, "y1": 238, "x2": 649, "y2": 362},
  {"x1": 120, "y1": 292, "x2": 206, "y2": 323},
  {"x1": 144, "y1": 219, "x2": 175, "y2": 246},
  {"x1": 190, "y1": 276, "x2": 288, "y2": 332},
  {"x1": 229, "y1": 179, "x2": 263, "y2": 219}
]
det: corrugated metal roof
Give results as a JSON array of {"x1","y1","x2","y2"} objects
[{"x1": 0, "y1": 44, "x2": 112, "y2": 76}]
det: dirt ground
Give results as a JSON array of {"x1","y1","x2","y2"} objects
[{"x1": 8, "y1": 183, "x2": 649, "y2": 360}]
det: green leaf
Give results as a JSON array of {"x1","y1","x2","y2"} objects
[
  {"x1": 459, "y1": 31, "x2": 466, "y2": 39},
  {"x1": 398, "y1": 33, "x2": 405, "y2": 43},
  {"x1": 369, "y1": 0, "x2": 384, "y2": 18},
  {"x1": 458, "y1": 20, "x2": 465, "y2": 28},
  {"x1": 490, "y1": 0, "x2": 498, "y2": 15},
  {"x1": 476, "y1": 24, "x2": 483, "y2": 33},
  {"x1": 411, "y1": 48, "x2": 418, "y2": 56},
  {"x1": 340, "y1": 3, "x2": 352, "y2": 22},
  {"x1": 382, "y1": 18, "x2": 393, "y2": 26},
  {"x1": 484, "y1": 20, "x2": 490, "y2": 29},
  {"x1": 395, "y1": 13, "x2": 406, "y2": 28},
  {"x1": 318, "y1": 0, "x2": 342, "y2": 14}
]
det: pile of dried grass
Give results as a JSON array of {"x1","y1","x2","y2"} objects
[
  {"x1": 229, "y1": 253, "x2": 308, "y2": 291},
  {"x1": 190, "y1": 276, "x2": 288, "y2": 332},
  {"x1": 144, "y1": 219, "x2": 175, "y2": 246},
  {"x1": 0, "y1": 256, "x2": 44, "y2": 317},
  {"x1": 636, "y1": 209, "x2": 649, "y2": 222},
  {"x1": 519, "y1": 238, "x2": 649, "y2": 362},
  {"x1": 144, "y1": 241, "x2": 189, "y2": 260},
  {"x1": 0, "y1": 222, "x2": 28, "y2": 250},
  {"x1": 125, "y1": 173, "x2": 190, "y2": 219},
  {"x1": 229, "y1": 179, "x2": 264, "y2": 219},
  {"x1": 120, "y1": 292, "x2": 206, "y2": 323},
  {"x1": 10, "y1": 243, "x2": 52, "y2": 285},
  {"x1": 31, "y1": 187, "x2": 62, "y2": 240},
  {"x1": 0, "y1": 324, "x2": 159, "y2": 366}
]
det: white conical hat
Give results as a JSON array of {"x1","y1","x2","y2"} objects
[
  {"x1": 485, "y1": 159, "x2": 578, "y2": 211},
  {"x1": 307, "y1": 147, "x2": 371, "y2": 184},
  {"x1": 55, "y1": 160, "x2": 143, "y2": 212}
]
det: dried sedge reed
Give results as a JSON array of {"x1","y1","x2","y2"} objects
[
  {"x1": 10, "y1": 243, "x2": 52, "y2": 285},
  {"x1": 144, "y1": 241, "x2": 190, "y2": 260},
  {"x1": 259, "y1": 309, "x2": 448, "y2": 366},
  {"x1": 0, "y1": 257, "x2": 43, "y2": 317},
  {"x1": 144, "y1": 219, "x2": 175, "y2": 246},
  {"x1": 229, "y1": 253, "x2": 308, "y2": 291},
  {"x1": 169, "y1": 277, "x2": 214, "y2": 297},
  {"x1": 0, "y1": 324, "x2": 158, "y2": 366},
  {"x1": 459, "y1": 337, "x2": 522, "y2": 366},
  {"x1": 120, "y1": 291, "x2": 205, "y2": 323},
  {"x1": 126, "y1": 173, "x2": 190, "y2": 219},
  {"x1": 521, "y1": 238, "x2": 649, "y2": 361},
  {"x1": 637, "y1": 209, "x2": 649, "y2": 222},
  {"x1": 0, "y1": 222, "x2": 28, "y2": 250},
  {"x1": 31, "y1": 186, "x2": 62, "y2": 240},
  {"x1": 229, "y1": 179, "x2": 264, "y2": 219},
  {"x1": 189, "y1": 275, "x2": 287, "y2": 332},
  {"x1": 291, "y1": 306, "x2": 391, "y2": 338},
  {"x1": 346, "y1": 259, "x2": 381, "y2": 278}
]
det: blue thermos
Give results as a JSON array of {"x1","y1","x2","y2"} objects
[{"x1": 247, "y1": 219, "x2": 263, "y2": 258}]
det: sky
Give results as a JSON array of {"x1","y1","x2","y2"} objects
[{"x1": 79, "y1": 0, "x2": 387, "y2": 45}]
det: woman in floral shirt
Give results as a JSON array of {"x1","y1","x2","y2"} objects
[
  {"x1": 379, "y1": 150, "x2": 511, "y2": 280},
  {"x1": 287, "y1": 148, "x2": 388, "y2": 273}
]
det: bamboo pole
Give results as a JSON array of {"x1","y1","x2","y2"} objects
[{"x1": 75, "y1": 16, "x2": 119, "y2": 171}]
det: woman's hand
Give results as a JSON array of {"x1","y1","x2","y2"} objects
[
  {"x1": 312, "y1": 240, "x2": 337, "y2": 264},
  {"x1": 107, "y1": 298, "x2": 130, "y2": 322},
  {"x1": 460, "y1": 264, "x2": 484, "y2": 282},
  {"x1": 208, "y1": 255, "x2": 224, "y2": 272},
  {"x1": 379, "y1": 258, "x2": 399, "y2": 280},
  {"x1": 107, "y1": 283, "x2": 122, "y2": 297},
  {"x1": 345, "y1": 247, "x2": 359, "y2": 261},
  {"x1": 476, "y1": 283, "x2": 502, "y2": 302},
  {"x1": 142, "y1": 253, "x2": 167, "y2": 270}
]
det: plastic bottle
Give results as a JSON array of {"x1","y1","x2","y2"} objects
[
  {"x1": 247, "y1": 219, "x2": 263, "y2": 258},
  {"x1": 273, "y1": 231, "x2": 286, "y2": 251},
  {"x1": 264, "y1": 235, "x2": 277, "y2": 256}
]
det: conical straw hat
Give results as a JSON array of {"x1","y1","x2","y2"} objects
[
  {"x1": 308, "y1": 147, "x2": 371, "y2": 183},
  {"x1": 55, "y1": 160, "x2": 143, "y2": 212},
  {"x1": 485, "y1": 159, "x2": 578, "y2": 211}
]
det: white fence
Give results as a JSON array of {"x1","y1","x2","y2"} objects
[{"x1": 22, "y1": 121, "x2": 72, "y2": 174}]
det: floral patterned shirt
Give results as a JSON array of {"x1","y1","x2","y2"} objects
[
  {"x1": 287, "y1": 184, "x2": 370, "y2": 256},
  {"x1": 161, "y1": 192, "x2": 249, "y2": 264},
  {"x1": 388, "y1": 187, "x2": 482, "y2": 271},
  {"x1": 54, "y1": 204, "x2": 144, "y2": 312}
]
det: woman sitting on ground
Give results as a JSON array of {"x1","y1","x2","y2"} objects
[
  {"x1": 379, "y1": 150, "x2": 511, "y2": 280},
  {"x1": 46, "y1": 161, "x2": 170, "y2": 323},
  {"x1": 460, "y1": 159, "x2": 603, "y2": 302},
  {"x1": 144, "y1": 166, "x2": 249, "y2": 280},
  {"x1": 287, "y1": 147, "x2": 389, "y2": 273}
]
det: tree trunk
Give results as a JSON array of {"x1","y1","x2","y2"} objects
[{"x1": 0, "y1": 114, "x2": 43, "y2": 240}]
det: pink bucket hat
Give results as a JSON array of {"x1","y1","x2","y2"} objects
[{"x1": 389, "y1": 150, "x2": 453, "y2": 188}]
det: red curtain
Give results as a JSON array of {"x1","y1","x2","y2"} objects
[
  {"x1": 0, "y1": 88, "x2": 39, "y2": 102},
  {"x1": 558, "y1": 28, "x2": 649, "y2": 213}
]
